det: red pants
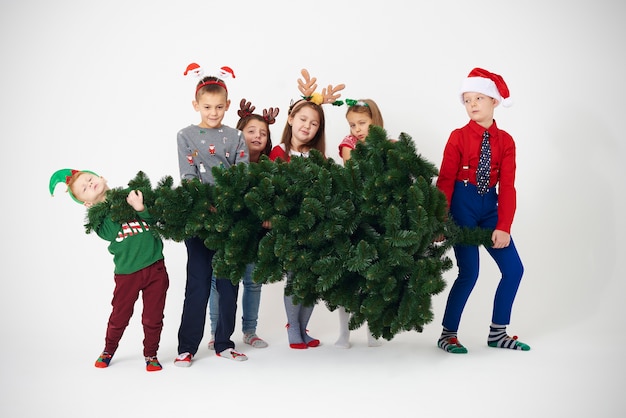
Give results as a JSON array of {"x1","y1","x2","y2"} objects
[{"x1": 104, "y1": 259, "x2": 169, "y2": 357}]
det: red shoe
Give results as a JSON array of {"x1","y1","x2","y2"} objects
[
  {"x1": 145, "y1": 356, "x2": 163, "y2": 372},
  {"x1": 306, "y1": 339, "x2": 320, "y2": 347},
  {"x1": 289, "y1": 342, "x2": 308, "y2": 349},
  {"x1": 94, "y1": 351, "x2": 112, "y2": 368},
  {"x1": 303, "y1": 328, "x2": 320, "y2": 347},
  {"x1": 286, "y1": 323, "x2": 308, "y2": 349},
  {"x1": 174, "y1": 352, "x2": 193, "y2": 367}
]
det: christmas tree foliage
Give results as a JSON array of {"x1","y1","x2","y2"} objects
[{"x1": 83, "y1": 126, "x2": 492, "y2": 340}]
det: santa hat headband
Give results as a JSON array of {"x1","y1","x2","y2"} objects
[
  {"x1": 185, "y1": 63, "x2": 236, "y2": 94},
  {"x1": 49, "y1": 168, "x2": 98, "y2": 204},
  {"x1": 459, "y1": 68, "x2": 512, "y2": 107},
  {"x1": 196, "y1": 79, "x2": 228, "y2": 93}
]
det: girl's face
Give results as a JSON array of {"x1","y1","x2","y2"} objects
[
  {"x1": 193, "y1": 91, "x2": 230, "y2": 129},
  {"x1": 346, "y1": 110, "x2": 373, "y2": 142},
  {"x1": 289, "y1": 106, "x2": 320, "y2": 149},
  {"x1": 462, "y1": 92, "x2": 497, "y2": 127},
  {"x1": 243, "y1": 119, "x2": 268, "y2": 160}
]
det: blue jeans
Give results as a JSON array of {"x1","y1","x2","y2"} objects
[
  {"x1": 442, "y1": 181, "x2": 524, "y2": 331},
  {"x1": 209, "y1": 263, "x2": 262, "y2": 335}
]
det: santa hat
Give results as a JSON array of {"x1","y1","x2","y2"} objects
[
  {"x1": 218, "y1": 66, "x2": 236, "y2": 79},
  {"x1": 184, "y1": 62, "x2": 203, "y2": 77},
  {"x1": 49, "y1": 168, "x2": 98, "y2": 204},
  {"x1": 459, "y1": 68, "x2": 512, "y2": 107}
]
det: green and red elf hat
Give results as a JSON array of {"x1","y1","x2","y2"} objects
[{"x1": 49, "y1": 168, "x2": 98, "y2": 204}]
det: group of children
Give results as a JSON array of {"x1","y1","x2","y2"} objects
[{"x1": 49, "y1": 66, "x2": 530, "y2": 372}]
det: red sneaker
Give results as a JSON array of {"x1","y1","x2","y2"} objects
[
  {"x1": 94, "y1": 352, "x2": 112, "y2": 368},
  {"x1": 174, "y1": 352, "x2": 193, "y2": 367},
  {"x1": 145, "y1": 356, "x2": 163, "y2": 372}
]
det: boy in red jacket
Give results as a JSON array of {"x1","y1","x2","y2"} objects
[{"x1": 435, "y1": 68, "x2": 530, "y2": 354}]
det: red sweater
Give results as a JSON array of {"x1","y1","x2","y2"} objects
[
  {"x1": 269, "y1": 145, "x2": 290, "y2": 162},
  {"x1": 436, "y1": 119, "x2": 517, "y2": 233}
]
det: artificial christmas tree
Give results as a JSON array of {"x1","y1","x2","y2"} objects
[{"x1": 82, "y1": 126, "x2": 492, "y2": 340}]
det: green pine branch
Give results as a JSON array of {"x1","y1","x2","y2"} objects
[{"x1": 84, "y1": 126, "x2": 493, "y2": 339}]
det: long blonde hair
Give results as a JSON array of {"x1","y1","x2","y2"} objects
[{"x1": 345, "y1": 98, "x2": 384, "y2": 128}]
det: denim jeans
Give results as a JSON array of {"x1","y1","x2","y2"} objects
[{"x1": 209, "y1": 263, "x2": 262, "y2": 335}]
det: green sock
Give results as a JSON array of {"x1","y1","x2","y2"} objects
[
  {"x1": 438, "y1": 328, "x2": 468, "y2": 354},
  {"x1": 488, "y1": 324, "x2": 530, "y2": 351}
]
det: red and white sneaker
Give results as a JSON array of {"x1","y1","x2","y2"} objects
[
  {"x1": 174, "y1": 352, "x2": 193, "y2": 367},
  {"x1": 216, "y1": 349, "x2": 248, "y2": 362}
]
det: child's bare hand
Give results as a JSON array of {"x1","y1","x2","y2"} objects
[
  {"x1": 127, "y1": 190, "x2": 145, "y2": 212},
  {"x1": 491, "y1": 229, "x2": 510, "y2": 249}
]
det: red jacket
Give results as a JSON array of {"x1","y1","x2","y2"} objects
[{"x1": 436, "y1": 119, "x2": 517, "y2": 233}]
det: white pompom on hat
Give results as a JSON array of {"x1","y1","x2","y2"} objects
[{"x1": 459, "y1": 68, "x2": 512, "y2": 107}]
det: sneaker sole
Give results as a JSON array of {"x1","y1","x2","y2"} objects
[
  {"x1": 174, "y1": 361, "x2": 192, "y2": 367},
  {"x1": 216, "y1": 351, "x2": 248, "y2": 362}
]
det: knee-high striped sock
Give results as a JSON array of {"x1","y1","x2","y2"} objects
[
  {"x1": 438, "y1": 328, "x2": 467, "y2": 354},
  {"x1": 488, "y1": 324, "x2": 530, "y2": 351}
]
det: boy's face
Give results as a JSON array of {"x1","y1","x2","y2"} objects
[
  {"x1": 193, "y1": 91, "x2": 230, "y2": 129},
  {"x1": 462, "y1": 92, "x2": 497, "y2": 126},
  {"x1": 70, "y1": 173, "x2": 109, "y2": 205}
]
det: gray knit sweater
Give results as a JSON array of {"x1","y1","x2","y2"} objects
[{"x1": 177, "y1": 124, "x2": 249, "y2": 184}]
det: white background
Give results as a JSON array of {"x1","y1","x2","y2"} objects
[{"x1": 1, "y1": 1, "x2": 624, "y2": 417}]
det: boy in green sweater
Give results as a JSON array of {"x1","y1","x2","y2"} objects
[{"x1": 49, "y1": 168, "x2": 170, "y2": 372}]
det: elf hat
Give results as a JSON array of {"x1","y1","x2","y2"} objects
[
  {"x1": 459, "y1": 68, "x2": 512, "y2": 107},
  {"x1": 49, "y1": 168, "x2": 98, "y2": 204}
]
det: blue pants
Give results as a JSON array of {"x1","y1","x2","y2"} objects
[
  {"x1": 209, "y1": 263, "x2": 262, "y2": 335},
  {"x1": 177, "y1": 237, "x2": 239, "y2": 355},
  {"x1": 442, "y1": 181, "x2": 524, "y2": 331}
]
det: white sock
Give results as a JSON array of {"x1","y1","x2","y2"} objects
[
  {"x1": 367, "y1": 325, "x2": 382, "y2": 347},
  {"x1": 334, "y1": 307, "x2": 351, "y2": 348}
]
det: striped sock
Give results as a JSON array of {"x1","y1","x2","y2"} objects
[
  {"x1": 488, "y1": 324, "x2": 530, "y2": 351},
  {"x1": 438, "y1": 328, "x2": 468, "y2": 354}
]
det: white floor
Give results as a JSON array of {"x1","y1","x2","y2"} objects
[
  {"x1": 2, "y1": 2, "x2": 624, "y2": 417},
  {"x1": 2, "y1": 251, "x2": 623, "y2": 418}
]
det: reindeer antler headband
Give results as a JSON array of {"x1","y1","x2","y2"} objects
[
  {"x1": 296, "y1": 68, "x2": 345, "y2": 107},
  {"x1": 238, "y1": 99, "x2": 280, "y2": 125}
]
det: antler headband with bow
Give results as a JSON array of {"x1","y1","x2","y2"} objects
[{"x1": 296, "y1": 68, "x2": 345, "y2": 106}]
